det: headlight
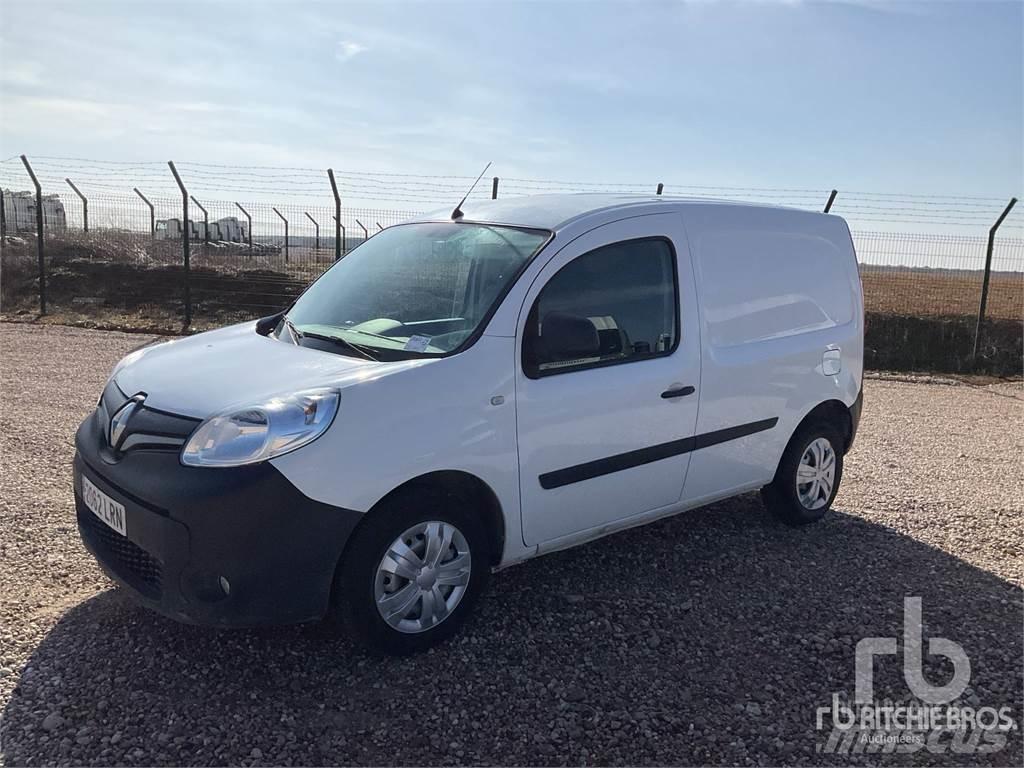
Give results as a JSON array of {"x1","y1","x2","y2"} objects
[{"x1": 181, "y1": 388, "x2": 339, "y2": 467}]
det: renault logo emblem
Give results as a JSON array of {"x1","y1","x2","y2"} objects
[{"x1": 109, "y1": 395, "x2": 145, "y2": 451}]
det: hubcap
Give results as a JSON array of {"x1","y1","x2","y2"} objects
[
  {"x1": 795, "y1": 437, "x2": 836, "y2": 510},
  {"x1": 374, "y1": 521, "x2": 472, "y2": 634}
]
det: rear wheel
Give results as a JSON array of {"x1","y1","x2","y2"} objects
[
  {"x1": 332, "y1": 486, "x2": 490, "y2": 654},
  {"x1": 761, "y1": 421, "x2": 843, "y2": 525}
]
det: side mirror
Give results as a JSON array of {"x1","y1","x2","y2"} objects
[{"x1": 537, "y1": 311, "x2": 599, "y2": 362}]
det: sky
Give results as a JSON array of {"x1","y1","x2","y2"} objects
[{"x1": 0, "y1": 0, "x2": 1021, "y2": 209}]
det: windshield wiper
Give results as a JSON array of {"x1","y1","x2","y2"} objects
[
  {"x1": 339, "y1": 327, "x2": 402, "y2": 342},
  {"x1": 282, "y1": 316, "x2": 302, "y2": 345},
  {"x1": 292, "y1": 326, "x2": 380, "y2": 362}
]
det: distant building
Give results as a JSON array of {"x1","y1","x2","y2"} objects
[{"x1": 1, "y1": 189, "x2": 67, "y2": 233}]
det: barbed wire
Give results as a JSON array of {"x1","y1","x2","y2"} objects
[
  {"x1": 1, "y1": 155, "x2": 1019, "y2": 231},
  {"x1": 14, "y1": 155, "x2": 1013, "y2": 201}
]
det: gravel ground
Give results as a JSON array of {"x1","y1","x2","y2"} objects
[{"x1": 1, "y1": 322, "x2": 1021, "y2": 767}]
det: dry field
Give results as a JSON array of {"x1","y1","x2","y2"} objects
[
  {"x1": 2, "y1": 233, "x2": 1021, "y2": 324},
  {"x1": 860, "y1": 266, "x2": 1021, "y2": 320}
]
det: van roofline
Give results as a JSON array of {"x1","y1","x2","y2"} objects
[{"x1": 408, "y1": 193, "x2": 832, "y2": 232}]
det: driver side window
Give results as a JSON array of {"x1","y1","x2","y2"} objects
[{"x1": 523, "y1": 237, "x2": 679, "y2": 378}]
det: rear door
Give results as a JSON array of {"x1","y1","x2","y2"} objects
[{"x1": 515, "y1": 214, "x2": 701, "y2": 546}]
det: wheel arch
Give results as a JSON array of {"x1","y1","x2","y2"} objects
[
  {"x1": 793, "y1": 398, "x2": 854, "y2": 453},
  {"x1": 345, "y1": 470, "x2": 506, "y2": 568}
]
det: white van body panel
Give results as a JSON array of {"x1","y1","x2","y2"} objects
[
  {"x1": 512, "y1": 213, "x2": 701, "y2": 546},
  {"x1": 679, "y1": 204, "x2": 862, "y2": 502},
  {"x1": 114, "y1": 322, "x2": 427, "y2": 419},
  {"x1": 109, "y1": 195, "x2": 863, "y2": 570},
  {"x1": 271, "y1": 334, "x2": 526, "y2": 561}
]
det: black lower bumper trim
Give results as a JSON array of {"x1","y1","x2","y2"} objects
[
  {"x1": 74, "y1": 408, "x2": 363, "y2": 627},
  {"x1": 77, "y1": 503, "x2": 163, "y2": 598}
]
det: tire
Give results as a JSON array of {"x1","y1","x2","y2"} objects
[
  {"x1": 761, "y1": 419, "x2": 844, "y2": 526},
  {"x1": 332, "y1": 485, "x2": 491, "y2": 655}
]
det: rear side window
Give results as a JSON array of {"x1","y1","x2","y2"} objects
[{"x1": 524, "y1": 237, "x2": 679, "y2": 377}]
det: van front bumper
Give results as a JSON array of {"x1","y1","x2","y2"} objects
[{"x1": 73, "y1": 407, "x2": 362, "y2": 627}]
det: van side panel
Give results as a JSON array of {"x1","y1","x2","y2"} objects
[
  {"x1": 680, "y1": 205, "x2": 863, "y2": 503},
  {"x1": 699, "y1": 230, "x2": 854, "y2": 347},
  {"x1": 271, "y1": 335, "x2": 528, "y2": 563}
]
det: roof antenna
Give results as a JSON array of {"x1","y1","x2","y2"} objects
[{"x1": 451, "y1": 162, "x2": 492, "y2": 220}]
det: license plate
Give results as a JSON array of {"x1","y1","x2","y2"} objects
[{"x1": 81, "y1": 475, "x2": 127, "y2": 536}]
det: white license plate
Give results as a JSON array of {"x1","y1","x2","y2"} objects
[{"x1": 82, "y1": 475, "x2": 127, "y2": 536}]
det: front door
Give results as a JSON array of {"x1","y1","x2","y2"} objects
[{"x1": 516, "y1": 214, "x2": 701, "y2": 546}]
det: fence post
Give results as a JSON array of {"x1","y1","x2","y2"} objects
[
  {"x1": 273, "y1": 207, "x2": 289, "y2": 262},
  {"x1": 167, "y1": 161, "x2": 191, "y2": 328},
  {"x1": 972, "y1": 197, "x2": 1018, "y2": 361},
  {"x1": 304, "y1": 212, "x2": 320, "y2": 252},
  {"x1": 355, "y1": 219, "x2": 368, "y2": 244},
  {"x1": 235, "y1": 202, "x2": 252, "y2": 256},
  {"x1": 492, "y1": 177, "x2": 499, "y2": 200},
  {"x1": 824, "y1": 189, "x2": 838, "y2": 213},
  {"x1": 20, "y1": 155, "x2": 46, "y2": 314},
  {"x1": 327, "y1": 169, "x2": 342, "y2": 261},
  {"x1": 0, "y1": 187, "x2": 6, "y2": 239},
  {"x1": 656, "y1": 183, "x2": 664, "y2": 195},
  {"x1": 333, "y1": 217, "x2": 346, "y2": 255},
  {"x1": 134, "y1": 188, "x2": 155, "y2": 236},
  {"x1": 66, "y1": 178, "x2": 88, "y2": 232},
  {"x1": 190, "y1": 196, "x2": 209, "y2": 245}
]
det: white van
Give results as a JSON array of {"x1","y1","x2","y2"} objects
[{"x1": 73, "y1": 195, "x2": 863, "y2": 653}]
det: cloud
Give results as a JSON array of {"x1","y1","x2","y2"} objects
[
  {"x1": 336, "y1": 40, "x2": 368, "y2": 62},
  {"x1": 17, "y1": 97, "x2": 110, "y2": 119},
  {"x1": 0, "y1": 63, "x2": 45, "y2": 89}
]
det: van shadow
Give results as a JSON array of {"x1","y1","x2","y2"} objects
[{"x1": 4, "y1": 496, "x2": 1022, "y2": 767}]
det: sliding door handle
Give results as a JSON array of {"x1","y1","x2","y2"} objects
[{"x1": 661, "y1": 385, "x2": 695, "y2": 399}]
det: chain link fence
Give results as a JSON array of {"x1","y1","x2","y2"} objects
[
  {"x1": 1, "y1": 188, "x2": 418, "y2": 327},
  {"x1": 1, "y1": 157, "x2": 1021, "y2": 374},
  {"x1": 854, "y1": 230, "x2": 1022, "y2": 319}
]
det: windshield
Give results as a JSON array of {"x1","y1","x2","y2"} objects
[{"x1": 281, "y1": 222, "x2": 550, "y2": 358}]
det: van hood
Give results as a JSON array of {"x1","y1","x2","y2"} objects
[{"x1": 113, "y1": 322, "x2": 433, "y2": 419}]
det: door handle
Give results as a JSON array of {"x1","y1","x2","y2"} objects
[{"x1": 661, "y1": 385, "x2": 695, "y2": 399}]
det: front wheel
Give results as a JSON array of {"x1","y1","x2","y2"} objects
[
  {"x1": 332, "y1": 486, "x2": 490, "y2": 654},
  {"x1": 761, "y1": 421, "x2": 844, "y2": 525}
]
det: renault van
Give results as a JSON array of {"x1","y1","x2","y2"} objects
[{"x1": 73, "y1": 194, "x2": 863, "y2": 653}]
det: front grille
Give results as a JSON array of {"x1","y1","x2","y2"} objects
[
  {"x1": 77, "y1": 504, "x2": 163, "y2": 599},
  {"x1": 98, "y1": 379, "x2": 200, "y2": 457}
]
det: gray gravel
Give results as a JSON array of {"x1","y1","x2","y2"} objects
[{"x1": 1, "y1": 322, "x2": 1021, "y2": 767}]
